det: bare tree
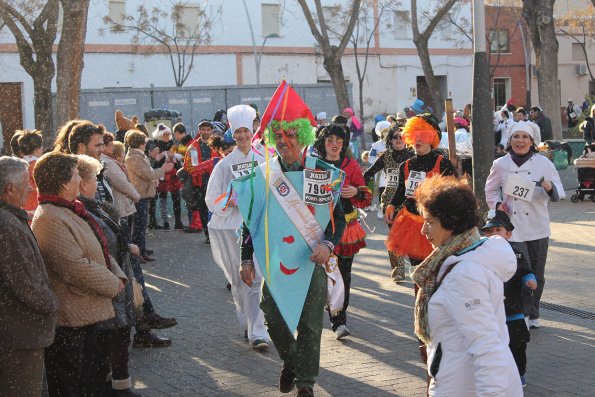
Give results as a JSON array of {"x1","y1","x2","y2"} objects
[
  {"x1": 55, "y1": 0, "x2": 90, "y2": 128},
  {"x1": 103, "y1": 1, "x2": 221, "y2": 87},
  {"x1": 557, "y1": 6, "x2": 595, "y2": 84},
  {"x1": 410, "y1": 0, "x2": 457, "y2": 116},
  {"x1": 296, "y1": 0, "x2": 362, "y2": 111},
  {"x1": 522, "y1": 0, "x2": 562, "y2": 139},
  {"x1": 0, "y1": 0, "x2": 59, "y2": 143}
]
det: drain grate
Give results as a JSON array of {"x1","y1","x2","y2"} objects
[{"x1": 541, "y1": 302, "x2": 595, "y2": 320}]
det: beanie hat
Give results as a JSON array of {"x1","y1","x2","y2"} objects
[
  {"x1": 375, "y1": 120, "x2": 392, "y2": 137},
  {"x1": 227, "y1": 105, "x2": 257, "y2": 133},
  {"x1": 152, "y1": 123, "x2": 171, "y2": 140}
]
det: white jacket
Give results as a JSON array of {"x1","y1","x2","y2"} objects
[
  {"x1": 368, "y1": 140, "x2": 387, "y2": 188},
  {"x1": 485, "y1": 152, "x2": 564, "y2": 242},
  {"x1": 427, "y1": 236, "x2": 522, "y2": 397},
  {"x1": 205, "y1": 148, "x2": 264, "y2": 230}
]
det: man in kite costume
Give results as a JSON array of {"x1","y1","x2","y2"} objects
[{"x1": 235, "y1": 81, "x2": 346, "y2": 397}]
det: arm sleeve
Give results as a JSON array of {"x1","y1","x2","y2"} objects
[
  {"x1": 129, "y1": 157, "x2": 166, "y2": 182},
  {"x1": 390, "y1": 163, "x2": 406, "y2": 207},
  {"x1": 205, "y1": 160, "x2": 231, "y2": 216},
  {"x1": 0, "y1": 229, "x2": 59, "y2": 315},
  {"x1": 484, "y1": 161, "x2": 503, "y2": 210},
  {"x1": 240, "y1": 222, "x2": 254, "y2": 262},
  {"x1": 363, "y1": 155, "x2": 385, "y2": 184},
  {"x1": 33, "y1": 216, "x2": 121, "y2": 299},
  {"x1": 546, "y1": 161, "x2": 565, "y2": 200},
  {"x1": 348, "y1": 161, "x2": 372, "y2": 208},
  {"x1": 105, "y1": 163, "x2": 140, "y2": 202},
  {"x1": 444, "y1": 267, "x2": 514, "y2": 395}
]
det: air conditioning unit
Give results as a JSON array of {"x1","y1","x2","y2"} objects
[{"x1": 576, "y1": 64, "x2": 588, "y2": 76}]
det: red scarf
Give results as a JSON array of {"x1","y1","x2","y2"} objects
[{"x1": 38, "y1": 194, "x2": 112, "y2": 270}]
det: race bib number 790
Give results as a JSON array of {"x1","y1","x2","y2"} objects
[{"x1": 303, "y1": 170, "x2": 332, "y2": 205}]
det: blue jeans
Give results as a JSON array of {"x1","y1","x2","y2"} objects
[{"x1": 132, "y1": 198, "x2": 149, "y2": 255}]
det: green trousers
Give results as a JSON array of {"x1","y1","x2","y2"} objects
[{"x1": 261, "y1": 265, "x2": 326, "y2": 388}]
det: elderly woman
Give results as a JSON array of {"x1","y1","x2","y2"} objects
[
  {"x1": 101, "y1": 133, "x2": 140, "y2": 222},
  {"x1": 76, "y1": 154, "x2": 141, "y2": 397},
  {"x1": 31, "y1": 152, "x2": 126, "y2": 396},
  {"x1": 314, "y1": 123, "x2": 371, "y2": 339},
  {"x1": 412, "y1": 175, "x2": 522, "y2": 396},
  {"x1": 485, "y1": 121, "x2": 564, "y2": 329},
  {"x1": 125, "y1": 130, "x2": 173, "y2": 261}
]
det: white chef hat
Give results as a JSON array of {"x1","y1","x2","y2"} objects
[
  {"x1": 227, "y1": 105, "x2": 257, "y2": 133},
  {"x1": 375, "y1": 120, "x2": 392, "y2": 137},
  {"x1": 510, "y1": 121, "x2": 539, "y2": 142}
]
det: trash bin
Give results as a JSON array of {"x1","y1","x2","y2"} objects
[{"x1": 144, "y1": 109, "x2": 183, "y2": 132}]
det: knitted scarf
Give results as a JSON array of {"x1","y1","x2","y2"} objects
[
  {"x1": 38, "y1": 194, "x2": 112, "y2": 270},
  {"x1": 410, "y1": 227, "x2": 481, "y2": 345}
]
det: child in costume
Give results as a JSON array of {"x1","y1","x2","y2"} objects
[{"x1": 482, "y1": 210, "x2": 537, "y2": 388}]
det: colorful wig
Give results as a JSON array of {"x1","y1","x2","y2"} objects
[
  {"x1": 401, "y1": 113, "x2": 441, "y2": 149},
  {"x1": 263, "y1": 118, "x2": 316, "y2": 147}
]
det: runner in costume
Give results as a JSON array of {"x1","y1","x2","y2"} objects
[
  {"x1": 384, "y1": 113, "x2": 457, "y2": 268},
  {"x1": 314, "y1": 123, "x2": 371, "y2": 340}
]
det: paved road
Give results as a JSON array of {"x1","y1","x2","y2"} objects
[{"x1": 129, "y1": 167, "x2": 595, "y2": 396}]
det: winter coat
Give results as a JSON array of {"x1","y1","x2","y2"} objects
[
  {"x1": 125, "y1": 148, "x2": 166, "y2": 198},
  {"x1": 583, "y1": 116, "x2": 594, "y2": 144},
  {"x1": 32, "y1": 203, "x2": 125, "y2": 327},
  {"x1": 80, "y1": 197, "x2": 135, "y2": 328},
  {"x1": 0, "y1": 203, "x2": 58, "y2": 349},
  {"x1": 505, "y1": 244, "x2": 535, "y2": 318},
  {"x1": 427, "y1": 236, "x2": 522, "y2": 397},
  {"x1": 485, "y1": 152, "x2": 565, "y2": 242},
  {"x1": 101, "y1": 154, "x2": 140, "y2": 218}
]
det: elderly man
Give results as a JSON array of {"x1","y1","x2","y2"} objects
[
  {"x1": 0, "y1": 156, "x2": 59, "y2": 396},
  {"x1": 236, "y1": 81, "x2": 346, "y2": 397}
]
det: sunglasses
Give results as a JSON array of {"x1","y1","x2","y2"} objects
[
  {"x1": 325, "y1": 137, "x2": 344, "y2": 144},
  {"x1": 273, "y1": 132, "x2": 298, "y2": 140}
]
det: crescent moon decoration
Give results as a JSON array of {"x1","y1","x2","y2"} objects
[{"x1": 280, "y1": 262, "x2": 299, "y2": 275}]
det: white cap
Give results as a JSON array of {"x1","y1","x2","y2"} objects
[
  {"x1": 317, "y1": 112, "x2": 327, "y2": 120},
  {"x1": 375, "y1": 120, "x2": 392, "y2": 136},
  {"x1": 227, "y1": 105, "x2": 257, "y2": 133},
  {"x1": 510, "y1": 121, "x2": 539, "y2": 141}
]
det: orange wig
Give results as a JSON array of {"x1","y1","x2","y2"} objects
[{"x1": 401, "y1": 116, "x2": 440, "y2": 149}]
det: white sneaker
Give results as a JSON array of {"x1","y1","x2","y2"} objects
[
  {"x1": 377, "y1": 208, "x2": 384, "y2": 219},
  {"x1": 368, "y1": 204, "x2": 378, "y2": 212},
  {"x1": 528, "y1": 319, "x2": 540, "y2": 329},
  {"x1": 335, "y1": 325, "x2": 351, "y2": 340}
]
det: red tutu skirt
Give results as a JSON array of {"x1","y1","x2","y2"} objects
[
  {"x1": 335, "y1": 219, "x2": 366, "y2": 257},
  {"x1": 385, "y1": 207, "x2": 433, "y2": 261}
]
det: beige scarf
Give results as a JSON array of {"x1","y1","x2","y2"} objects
[{"x1": 410, "y1": 227, "x2": 481, "y2": 345}]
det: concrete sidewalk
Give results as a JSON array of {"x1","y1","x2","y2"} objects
[{"x1": 129, "y1": 186, "x2": 595, "y2": 396}]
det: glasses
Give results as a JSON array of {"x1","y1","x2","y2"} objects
[
  {"x1": 325, "y1": 137, "x2": 344, "y2": 144},
  {"x1": 392, "y1": 135, "x2": 403, "y2": 140},
  {"x1": 273, "y1": 132, "x2": 298, "y2": 140}
]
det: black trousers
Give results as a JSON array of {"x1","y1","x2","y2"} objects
[
  {"x1": 45, "y1": 325, "x2": 113, "y2": 397},
  {"x1": 329, "y1": 256, "x2": 353, "y2": 331},
  {"x1": 507, "y1": 319, "x2": 530, "y2": 376},
  {"x1": 111, "y1": 326, "x2": 131, "y2": 382},
  {"x1": 195, "y1": 187, "x2": 210, "y2": 237}
]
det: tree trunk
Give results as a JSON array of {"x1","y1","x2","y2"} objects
[
  {"x1": 32, "y1": 71, "x2": 54, "y2": 144},
  {"x1": 324, "y1": 54, "x2": 351, "y2": 111},
  {"x1": 414, "y1": 37, "x2": 445, "y2": 115},
  {"x1": 523, "y1": 0, "x2": 562, "y2": 139},
  {"x1": 56, "y1": 0, "x2": 90, "y2": 130}
]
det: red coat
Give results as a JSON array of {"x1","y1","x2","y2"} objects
[
  {"x1": 183, "y1": 138, "x2": 219, "y2": 187},
  {"x1": 340, "y1": 157, "x2": 372, "y2": 209}
]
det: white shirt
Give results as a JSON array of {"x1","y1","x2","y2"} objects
[
  {"x1": 205, "y1": 148, "x2": 265, "y2": 230},
  {"x1": 368, "y1": 140, "x2": 387, "y2": 188}
]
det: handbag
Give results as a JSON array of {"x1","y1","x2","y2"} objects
[{"x1": 131, "y1": 279, "x2": 145, "y2": 312}]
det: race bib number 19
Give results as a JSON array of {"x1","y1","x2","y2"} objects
[
  {"x1": 303, "y1": 170, "x2": 332, "y2": 205},
  {"x1": 503, "y1": 174, "x2": 535, "y2": 202},
  {"x1": 405, "y1": 171, "x2": 426, "y2": 198},
  {"x1": 386, "y1": 168, "x2": 398, "y2": 188}
]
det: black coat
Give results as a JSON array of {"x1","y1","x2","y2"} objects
[{"x1": 504, "y1": 244, "x2": 533, "y2": 317}]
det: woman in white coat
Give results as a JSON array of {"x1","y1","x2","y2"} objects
[
  {"x1": 485, "y1": 121, "x2": 564, "y2": 329},
  {"x1": 412, "y1": 176, "x2": 522, "y2": 397},
  {"x1": 205, "y1": 104, "x2": 269, "y2": 351}
]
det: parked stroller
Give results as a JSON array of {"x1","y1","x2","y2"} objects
[{"x1": 570, "y1": 143, "x2": 595, "y2": 203}]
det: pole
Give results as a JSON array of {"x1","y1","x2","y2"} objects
[
  {"x1": 444, "y1": 98, "x2": 458, "y2": 170},
  {"x1": 241, "y1": 0, "x2": 258, "y2": 85},
  {"x1": 471, "y1": 0, "x2": 493, "y2": 209}
]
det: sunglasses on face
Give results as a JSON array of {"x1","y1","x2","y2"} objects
[
  {"x1": 273, "y1": 132, "x2": 298, "y2": 140},
  {"x1": 392, "y1": 135, "x2": 403, "y2": 140}
]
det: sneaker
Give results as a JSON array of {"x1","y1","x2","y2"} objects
[
  {"x1": 528, "y1": 319, "x2": 540, "y2": 329},
  {"x1": 368, "y1": 204, "x2": 378, "y2": 212},
  {"x1": 376, "y1": 208, "x2": 384, "y2": 219},
  {"x1": 174, "y1": 221, "x2": 185, "y2": 230},
  {"x1": 136, "y1": 313, "x2": 177, "y2": 331},
  {"x1": 520, "y1": 375, "x2": 527, "y2": 388},
  {"x1": 163, "y1": 222, "x2": 170, "y2": 231},
  {"x1": 252, "y1": 339, "x2": 269, "y2": 352},
  {"x1": 335, "y1": 325, "x2": 351, "y2": 340},
  {"x1": 205, "y1": 236, "x2": 210, "y2": 244},
  {"x1": 279, "y1": 364, "x2": 296, "y2": 393}
]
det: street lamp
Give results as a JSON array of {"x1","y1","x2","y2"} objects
[{"x1": 255, "y1": 33, "x2": 279, "y2": 85}]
